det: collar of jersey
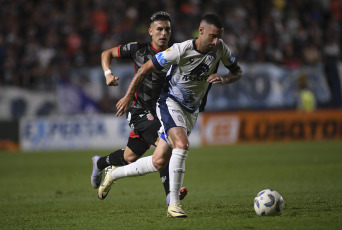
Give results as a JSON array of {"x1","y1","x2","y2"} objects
[
  {"x1": 192, "y1": 39, "x2": 208, "y2": 55},
  {"x1": 150, "y1": 42, "x2": 167, "y2": 53}
]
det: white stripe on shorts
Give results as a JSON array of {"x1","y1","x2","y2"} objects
[{"x1": 156, "y1": 97, "x2": 198, "y2": 140}]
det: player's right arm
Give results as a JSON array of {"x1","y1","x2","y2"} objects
[
  {"x1": 116, "y1": 59, "x2": 157, "y2": 116},
  {"x1": 116, "y1": 43, "x2": 178, "y2": 116},
  {"x1": 101, "y1": 47, "x2": 120, "y2": 86}
]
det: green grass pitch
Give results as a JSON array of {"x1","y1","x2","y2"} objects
[{"x1": 1, "y1": 141, "x2": 341, "y2": 230}]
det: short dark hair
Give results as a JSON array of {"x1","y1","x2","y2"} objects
[
  {"x1": 149, "y1": 11, "x2": 171, "y2": 25},
  {"x1": 201, "y1": 14, "x2": 223, "y2": 29}
]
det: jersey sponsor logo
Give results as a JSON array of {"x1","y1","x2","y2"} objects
[
  {"x1": 155, "y1": 52, "x2": 168, "y2": 65},
  {"x1": 182, "y1": 63, "x2": 210, "y2": 81},
  {"x1": 182, "y1": 75, "x2": 209, "y2": 81},
  {"x1": 191, "y1": 63, "x2": 209, "y2": 76}
]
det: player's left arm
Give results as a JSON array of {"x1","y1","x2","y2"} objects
[
  {"x1": 208, "y1": 41, "x2": 242, "y2": 85},
  {"x1": 207, "y1": 62, "x2": 242, "y2": 85},
  {"x1": 116, "y1": 59, "x2": 157, "y2": 116}
]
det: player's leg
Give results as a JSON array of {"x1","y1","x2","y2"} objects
[
  {"x1": 139, "y1": 121, "x2": 188, "y2": 204},
  {"x1": 125, "y1": 130, "x2": 151, "y2": 163},
  {"x1": 167, "y1": 127, "x2": 189, "y2": 206},
  {"x1": 98, "y1": 138, "x2": 172, "y2": 199},
  {"x1": 162, "y1": 128, "x2": 188, "y2": 218},
  {"x1": 139, "y1": 121, "x2": 171, "y2": 197},
  {"x1": 91, "y1": 149, "x2": 126, "y2": 189},
  {"x1": 161, "y1": 162, "x2": 188, "y2": 205},
  {"x1": 91, "y1": 131, "x2": 145, "y2": 189},
  {"x1": 115, "y1": 138, "x2": 171, "y2": 178},
  {"x1": 128, "y1": 109, "x2": 188, "y2": 200},
  {"x1": 157, "y1": 98, "x2": 197, "y2": 217},
  {"x1": 96, "y1": 149, "x2": 128, "y2": 169}
]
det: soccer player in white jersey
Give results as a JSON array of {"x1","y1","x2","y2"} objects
[{"x1": 98, "y1": 14, "x2": 242, "y2": 218}]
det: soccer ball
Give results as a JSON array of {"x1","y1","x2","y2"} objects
[{"x1": 254, "y1": 189, "x2": 285, "y2": 216}]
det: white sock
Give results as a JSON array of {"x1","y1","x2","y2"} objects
[
  {"x1": 169, "y1": 148, "x2": 188, "y2": 206},
  {"x1": 111, "y1": 155, "x2": 157, "y2": 180}
]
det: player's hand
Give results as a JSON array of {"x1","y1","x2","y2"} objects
[
  {"x1": 106, "y1": 74, "x2": 119, "y2": 86},
  {"x1": 207, "y1": 73, "x2": 229, "y2": 85},
  {"x1": 116, "y1": 96, "x2": 131, "y2": 116}
]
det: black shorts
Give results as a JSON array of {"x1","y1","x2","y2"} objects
[{"x1": 126, "y1": 108, "x2": 161, "y2": 155}]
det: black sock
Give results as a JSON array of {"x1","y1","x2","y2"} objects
[
  {"x1": 159, "y1": 163, "x2": 170, "y2": 196},
  {"x1": 96, "y1": 149, "x2": 128, "y2": 170}
]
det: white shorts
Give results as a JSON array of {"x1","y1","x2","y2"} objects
[{"x1": 156, "y1": 97, "x2": 198, "y2": 142}]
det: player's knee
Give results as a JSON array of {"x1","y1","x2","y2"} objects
[
  {"x1": 170, "y1": 133, "x2": 189, "y2": 150},
  {"x1": 124, "y1": 154, "x2": 140, "y2": 164},
  {"x1": 152, "y1": 156, "x2": 168, "y2": 171},
  {"x1": 172, "y1": 140, "x2": 189, "y2": 151}
]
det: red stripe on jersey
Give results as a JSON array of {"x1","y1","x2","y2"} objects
[
  {"x1": 129, "y1": 130, "x2": 139, "y2": 138},
  {"x1": 150, "y1": 42, "x2": 168, "y2": 53},
  {"x1": 118, "y1": 45, "x2": 122, "y2": 57},
  {"x1": 132, "y1": 92, "x2": 138, "y2": 106},
  {"x1": 131, "y1": 62, "x2": 138, "y2": 106}
]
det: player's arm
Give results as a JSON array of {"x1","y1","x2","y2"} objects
[
  {"x1": 116, "y1": 59, "x2": 157, "y2": 116},
  {"x1": 207, "y1": 62, "x2": 242, "y2": 85},
  {"x1": 101, "y1": 47, "x2": 120, "y2": 86}
]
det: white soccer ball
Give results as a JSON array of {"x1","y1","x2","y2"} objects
[{"x1": 254, "y1": 189, "x2": 285, "y2": 216}]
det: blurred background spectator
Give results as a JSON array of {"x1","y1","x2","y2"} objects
[
  {"x1": 297, "y1": 72, "x2": 317, "y2": 112},
  {"x1": 0, "y1": 0, "x2": 341, "y2": 110}
]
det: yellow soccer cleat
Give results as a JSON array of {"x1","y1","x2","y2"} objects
[
  {"x1": 167, "y1": 202, "x2": 187, "y2": 218},
  {"x1": 98, "y1": 166, "x2": 116, "y2": 200}
]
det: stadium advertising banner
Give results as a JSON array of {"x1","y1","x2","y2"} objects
[
  {"x1": 18, "y1": 110, "x2": 342, "y2": 150},
  {"x1": 201, "y1": 110, "x2": 342, "y2": 145},
  {"x1": 20, "y1": 115, "x2": 131, "y2": 151},
  {"x1": 205, "y1": 64, "x2": 331, "y2": 111},
  {"x1": 19, "y1": 115, "x2": 201, "y2": 151}
]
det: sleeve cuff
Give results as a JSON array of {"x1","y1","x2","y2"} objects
[
  {"x1": 152, "y1": 55, "x2": 163, "y2": 70},
  {"x1": 117, "y1": 45, "x2": 121, "y2": 58}
]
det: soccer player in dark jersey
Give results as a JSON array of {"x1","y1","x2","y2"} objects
[{"x1": 90, "y1": 11, "x2": 187, "y2": 205}]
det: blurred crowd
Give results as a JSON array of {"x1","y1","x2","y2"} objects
[{"x1": 0, "y1": 0, "x2": 341, "y2": 92}]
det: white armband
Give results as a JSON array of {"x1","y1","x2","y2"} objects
[{"x1": 104, "y1": 70, "x2": 112, "y2": 76}]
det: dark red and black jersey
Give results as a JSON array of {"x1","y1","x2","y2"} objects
[{"x1": 119, "y1": 42, "x2": 166, "y2": 115}]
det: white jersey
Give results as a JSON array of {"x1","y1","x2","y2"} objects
[{"x1": 152, "y1": 39, "x2": 236, "y2": 113}]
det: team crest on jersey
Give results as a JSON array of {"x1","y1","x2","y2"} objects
[
  {"x1": 146, "y1": 113, "x2": 154, "y2": 120},
  {"x1": 177, "y1": 115, "x2": 185, "y2": 124},
  {"x1": 229, "y1": 54, "x2": 236, "y2": 63},
  {"x1": 165, "y1": 48, "x2": 171, "y2": 53}
]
